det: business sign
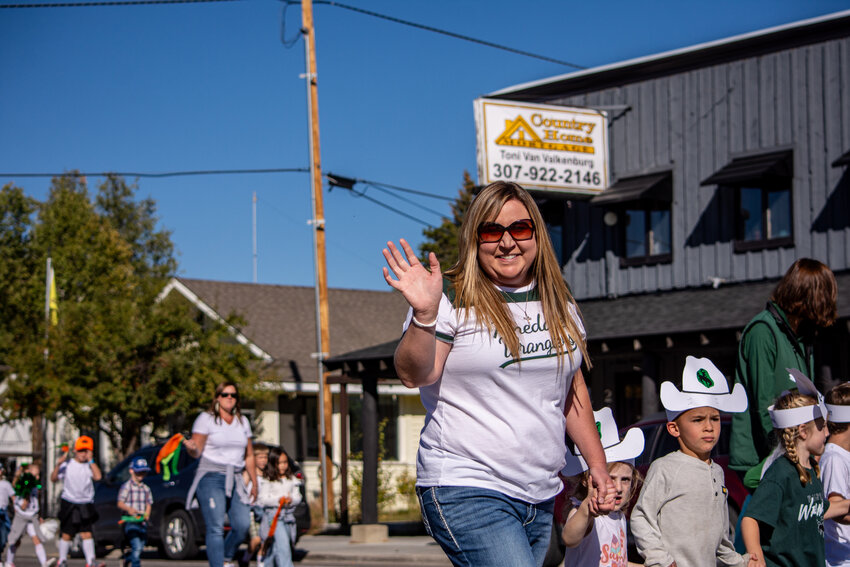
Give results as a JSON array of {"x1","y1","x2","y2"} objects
[{"x1": 474, "y1": 98, "x2": 609, "y2": 195}]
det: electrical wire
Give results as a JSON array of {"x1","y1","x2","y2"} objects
[
  {"x1": 355, "y1": 183, "x2": 445, "y2": 219},
  {"x1": 3, "y1": 0, "x2": 585, "y2": 69},
  {"x1": 357, "y1": 178, "x2": 453, "y2": 201},
  {"x1": 280, "y1": 0, "x2": 301, "y2": 48},
  {"x1": 0, "y1": 168, "x2": 309, "y2": 178},
  {"x1": 345, "y1": 190, "x2": 431, "y2": 227},
  {"x1": 310, "y1": 0, "x2": 585, "y2": 69},
  {"x1": 0, "y1": 0, "x2": 240, "y2": 7}
]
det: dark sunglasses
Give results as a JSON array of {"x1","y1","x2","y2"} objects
[
  {"x1": 477, "y1": 219, "x2": 535, "y2": 243},
  {"x1": 219, "y1": 392, "x2": 238, "y2": 399}
]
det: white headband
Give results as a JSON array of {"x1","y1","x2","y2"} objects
[
  {"x1": 827, "y1": 403, "x2": 850, "y2": 424},
  {"x1": 768, "y1": 368, "x2": 827, "y2": 429}
]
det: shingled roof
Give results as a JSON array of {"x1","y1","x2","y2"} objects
[
  {"x1": 580, "y1": 270, "x2": 850, "y2": 340},
  {"x1": 164, "y1": 278, "x2": 410, "y2": 383},
  {"x1": 325, "y1": 271, "x2": 850, "y2": 366}
]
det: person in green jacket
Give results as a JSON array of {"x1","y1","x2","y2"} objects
[{"x1": 730, "y1": 258, "x2": 837, "y2": 489}]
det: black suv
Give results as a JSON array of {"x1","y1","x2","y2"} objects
[{"x1": 92, "y1": 443, "x2": 311, "y2": 559}]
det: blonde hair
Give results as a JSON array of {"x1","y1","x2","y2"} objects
[
  {"x1": 567, "y1": 461, "x2": 642, "y2": 509},
  {"x1": 444, "y1": 181, "x2": 590, "y2": 367},
  {"x1": 774, "y1": 391, "x2": 820, "y2": 485}
]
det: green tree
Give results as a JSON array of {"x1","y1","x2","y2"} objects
[
  {"x1": 0, "y1": 174, "x2": 265, "y2": 458},
  {"x1": 418, "y1": 171, "x2": 476, "y2": 273}
]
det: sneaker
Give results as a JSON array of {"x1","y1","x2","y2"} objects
[
  {"x1": 57, "y1": 560, "x2": 67, "y2": 567},
  {"x1": 45, "y1": 558, "x2": 58, "y2": 567},
  {"x1": 256, "y1": 556, "x2": 264, "y2": 567},
  {"x1": 224, "y1": 562, "x2": 235, "y2": 567}
]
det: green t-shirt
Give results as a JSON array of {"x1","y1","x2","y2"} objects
[{"x1": 744, "y1": 456, "x2": 825, "y2": 567}]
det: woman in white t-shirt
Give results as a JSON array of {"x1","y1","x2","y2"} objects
[
  {"x1": 183, "y1": 382, "x2": 257, "y2": 567},
  {"x1": 382, "y1": 181, "x2": 615, "y2": 567}
]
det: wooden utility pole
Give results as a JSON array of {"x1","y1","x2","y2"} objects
[{"x1": 302, "y1": 0, "x2": 335, "y2": 524}]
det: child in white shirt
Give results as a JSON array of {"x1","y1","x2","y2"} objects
[
  {"x1": 561, "y1": 407, "x2": 645, "y2": 567},
  {"x1": 6, "y1": 462, "x2": 54, "y2": 567},
  {"x1": 821, "y1": 382, "x2": 850, "y2": 567},
  {"x1": 256, "y1": 448, "x2": 302, "y2": 567}
]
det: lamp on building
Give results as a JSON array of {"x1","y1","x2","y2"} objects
[{"x1": 603, "y1": 211, "x2": 618, "y2": 226}]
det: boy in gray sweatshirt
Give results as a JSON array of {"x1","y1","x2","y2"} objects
[{"x1": 631, "y1": 356, "x2": 751, "y2": 567}]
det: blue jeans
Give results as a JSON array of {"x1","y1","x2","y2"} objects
[
  {"x1": 0, "y1": 508, "x2": 9, "y2": 556},
  {"x1": 124, "y1": 523, "x2": 146, "y2": 567},
  {"x1": 416, "y1": 486, "x2": 554, "y2": 567},
  {"x1": 260, "y1": 509, "x2": 293, "y2": 567},
  {"x1": 196, "y1": 472, "x2": 251, "y2": 567}
]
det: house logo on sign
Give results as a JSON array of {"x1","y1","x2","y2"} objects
[
  {"x1": 495, "y1": 115, "x2": 542, "y2": 148},
  {"x1": 495, "y1": 115, "x2": 595, "y2": 155}
]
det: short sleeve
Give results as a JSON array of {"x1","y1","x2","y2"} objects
[
  {"x1": 242, "y1": 416, "x2": 253, "y2": 439},
  {"x1": 117, "y1": 482, "x2": 129, "y2": 503},
  {"x1": 402, "y1": 293, "x2": 456, "y2": 344},
  {"x1": 822, "y1": 451, "x2": 850, "y2": 499},
  {"x1": 192, "y1": 412, "x2": 211, "y2": 435},
  {"x1": 568, "y1": 302, "x2": 587, "y2": 342},
  {"x1": 744, "y1": 478, "x2": 783, "y2": 528},
  {"x1": 146, "y1": 485, "x2": 154, "y2": 505}
]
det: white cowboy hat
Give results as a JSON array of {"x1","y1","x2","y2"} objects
[
  {"x1": 768, "y1": 368, "x2": 827, "y2": 428},
  {"x1": 562, "y1": 407, "x2": 645, "y2": 476},
  {"x1": 660, "y1": 356, "x2": 748, "y2": 420}
]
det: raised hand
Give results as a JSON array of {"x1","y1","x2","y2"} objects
[{"x1": 382, "y1": 239, "x2": 443, "y2": 320}]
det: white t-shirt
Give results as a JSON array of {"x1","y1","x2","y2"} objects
[
  {"x1": 14, "y1": 487, "x2": 39, "y2": 518},
  {"x1": 60, "y1": 459, "x2": 95, "y2": 504},
  {"x1": 563, "y1": 497, "x2": 629, "y2": 567},
  {"x1": 409, "y1": 281, "x2": 585, "y2": 504},
  {"x1": 192, "y1": 412, "x2": 253, "y2": 468},
  {"x1": 0, "y1": 479, "x2": 13, "y2": 510},
  {"x1": 256, "y1": 476, "x2": 303, "y2": 509},
  {"x1": 822, "y1": 442, "x2": 850, "y2": 567}
]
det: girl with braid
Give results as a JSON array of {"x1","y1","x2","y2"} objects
[{"x1": 741, "y1": 370, "x2": 850, "y2": 567}]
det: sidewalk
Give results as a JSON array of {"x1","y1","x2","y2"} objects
[
  {"x1": 12, "y1": 530, "x2": 451, "y2": 566},
  {"x1": 296, "y1": 534, "x2": 450, "y2": 565}
]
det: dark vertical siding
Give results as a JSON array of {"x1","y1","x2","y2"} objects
[{"x1": 549, "y1": 36, "x2": 850, "y2": 300}]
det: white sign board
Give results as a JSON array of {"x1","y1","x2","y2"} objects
[{"x1": 474, "y1": 98, "x2": 609, "y2": 195}]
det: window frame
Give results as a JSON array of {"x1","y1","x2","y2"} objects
[
  {"x1": 733, "y1": 182, "x2": 794, "y2": 253},
  {"x1": 618, "y1": 206, "x2": 673, "y2": 268}
]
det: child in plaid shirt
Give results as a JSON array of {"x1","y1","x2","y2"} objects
[{"x1": 117, "y1": 458, "x2": 153, "y2": 567}]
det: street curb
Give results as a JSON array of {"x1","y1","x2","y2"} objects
[{"x1": 300, "y1": 551, "x2": 450, "y2": 565}]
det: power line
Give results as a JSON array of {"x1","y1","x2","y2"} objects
[
  {"x1": 0, "y1": 168, "x2": 309, "y2": 178},
  {"x1": 310, "y1": 1, "x2": 586, "y2": 69},
  {"x1": 2, "y1": 0, "x2": 586, "y2": 69},
  {"x1": 0, "y1": 0, "x2": 239, "y2": 7},
  {"x1": 358, "y1": 178, "x2": 454, "y2": 201},
  {"x1": 346, "y1": 190, "x2": 431, "y2": 227},
  {"x1": 351, "y1": 183, "x2": 446, "y2": 219}
]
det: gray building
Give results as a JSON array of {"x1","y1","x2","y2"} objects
[{"x1": 490, "y1": 10, "x2": 850, "y2": 424}]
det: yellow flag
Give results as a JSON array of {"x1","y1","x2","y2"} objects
[
  {"x1": 46, "y1": 258, "x2": 58, "y2": 326},
  {"x1": 49, "y1": 269, "x2": 58, "y2": 326}
]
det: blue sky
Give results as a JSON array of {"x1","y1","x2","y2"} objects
[{"x1": 1, "y1": 0, "x2": 847, "y2": 291}]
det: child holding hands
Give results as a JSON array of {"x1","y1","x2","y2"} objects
[
  {"x1": 117, "y1": 457, "x2": 153, "y2": 567},
  {"x1": 631, "y1": 356, "x2": 750, "y2": 567},
  {"x1": 561, "y1": 407, "x2": 645, "y2": 566},
  {"x1": 742, "y1": 370, "x2": 850, "y2": 567}
]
